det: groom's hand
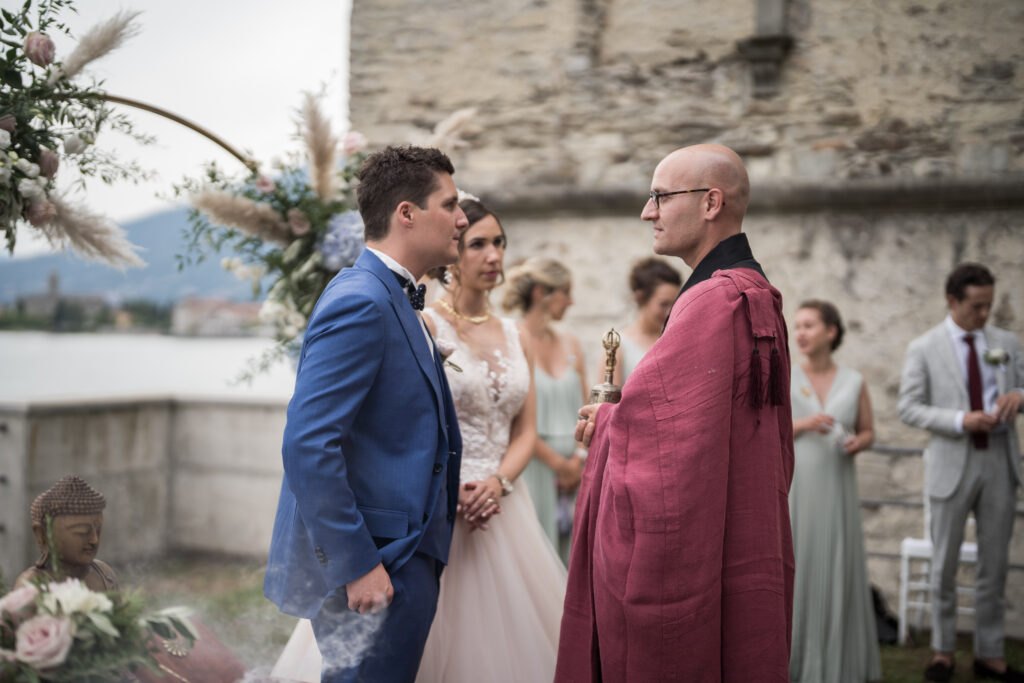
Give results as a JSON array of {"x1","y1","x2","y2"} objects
[{"x1": 346, "y1": 563, "x2": 393, "y2": 614}]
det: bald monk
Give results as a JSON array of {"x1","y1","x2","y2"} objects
[
  {"x1": 556, "y1": 145, "x2": 795, "y2": 681},
  {"x1": 17, "y1": 475, "x2": 118, "y2": 592}
]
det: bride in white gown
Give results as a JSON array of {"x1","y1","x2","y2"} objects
[{"x1": 271, "y1": 196, "x2": 566, "y2": 682}]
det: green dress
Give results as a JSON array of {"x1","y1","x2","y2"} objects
[
  {"x1": 521, "y1": 362, "x2": 581, "y2": 565},
  {"x1": 789, "y1": 365, "x2": 882, "y2": 682}
]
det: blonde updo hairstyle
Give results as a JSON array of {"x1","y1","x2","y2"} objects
[{"x1": 502, "y1": 257, "x2": 572, "y2": 313}]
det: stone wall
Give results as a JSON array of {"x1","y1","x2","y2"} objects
[
  {"x1": 350, "y1": 0, "x2": 1023, "y2": 196},
  {"x1": 0, "y1": 398, "x2": 286, "y2": 586}
]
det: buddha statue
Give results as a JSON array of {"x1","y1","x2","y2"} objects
[{"x1": 16, "y1": 475, "x2": 119, "y2": 592}]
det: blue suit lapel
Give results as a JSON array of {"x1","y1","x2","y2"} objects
[{"x1": 356, "y1": 251, "x2": 448, "y2": 439}]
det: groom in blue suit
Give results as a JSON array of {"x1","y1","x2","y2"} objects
[{"x1": 264, "y1": 146, "x2": 468, "y2": 682}]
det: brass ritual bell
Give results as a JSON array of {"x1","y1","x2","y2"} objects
[{"x1": 589, "y1": 328, "x2": 622, "y2": 404}]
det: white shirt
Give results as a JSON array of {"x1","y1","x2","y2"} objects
[
  {"x1": 366, "y1": 247, "x2": 434, "y2": 358},
  {"x1": 944, "y1": 315, "x2": 999, "y2": 431}
]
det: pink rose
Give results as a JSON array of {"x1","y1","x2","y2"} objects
[
  {"x1": 37, "y1": 149, "x2": 59, "y2": 179},
  {"x1": 287, "y1": 208, "x2": 311, "y2": 236},
  {"x1": 0, "y1": 584, "x2": 39, "y2": 626},
  {"x1": 343, "y1": 131, "x2": 368, "y2": 156},
  {"x1": 255, "y1": 175, "x2": 276, "y2": 193},
  {"x1": 24, "y1": 33, "x2": 56, "y2": 67},
  {"x1": 25, "y1": 200, "x2": 57, "y2": 227},
  {"x1": 15, "y1": 614, "x2": 73, "y2": 670},
  {"x1": 0, "y1": 114, "x2": 14, "y2": 134}
]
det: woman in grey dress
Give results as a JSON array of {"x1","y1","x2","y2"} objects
[{"x1": 789, "y1": 300, "x2": 882, "y2": 683}]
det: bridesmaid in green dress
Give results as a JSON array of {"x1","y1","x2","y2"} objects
[
  {"x1": 789, "y1": 300, "x2": 882, "y2": 683},
  {"x1": 503, "y1": 257, "x2": 587, "y2": 565}
]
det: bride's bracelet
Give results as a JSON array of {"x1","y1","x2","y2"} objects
[{"x1": 491, "y1": 472, "x2": 514, "y2": 496}]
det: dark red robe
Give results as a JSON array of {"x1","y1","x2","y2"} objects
[{"x1": 556, "y1": 267, "x2": 795, "y2": 682}]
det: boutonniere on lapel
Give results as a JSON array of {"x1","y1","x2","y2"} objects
[
  {"x1": 983, "y1": 348, "x2": 1008, "y2": 366},
  {"x1": 983, "y1": 348, "x2": 1009, "y2": 394},
  {"x1": 436, "y1": 339, "x2": 463, "y2": 373}
]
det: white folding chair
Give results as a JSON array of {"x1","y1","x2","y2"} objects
[{"x1": 897, "y1": 491, "x2": 977, "y2": 644}]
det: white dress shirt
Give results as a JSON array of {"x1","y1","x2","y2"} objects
[
  {"x1": 366, "y1": 247, "x2": 434, "y2": 358},
  {"x1": 944, "y1": 315, "x2": 1000, "y2": 432}
]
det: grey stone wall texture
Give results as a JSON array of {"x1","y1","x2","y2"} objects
[{"x1": 350, "y1": 0, "x2": 1024, "y2": 637}]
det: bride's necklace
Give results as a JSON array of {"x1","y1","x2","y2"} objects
[{"x1": 438, "y1": 298, "x2": 491, "y2": 324}]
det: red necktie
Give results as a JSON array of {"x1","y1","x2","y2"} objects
[{"x1": 964, "y1": 333, "x2": 988, "y2": 449}]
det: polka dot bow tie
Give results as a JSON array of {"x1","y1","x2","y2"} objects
[{"x1": 393, "y1": 271, "x2": 426, "y2": 311}]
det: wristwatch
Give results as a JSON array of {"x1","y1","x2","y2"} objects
[{"x1": 492, "y1": 472, "x2": 514, "y2": 497}]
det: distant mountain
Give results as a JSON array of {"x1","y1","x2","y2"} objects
[{"x1": 0, "y1": 209, "x2": 257, "y2": 304}]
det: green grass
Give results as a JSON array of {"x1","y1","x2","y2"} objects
[
  {"x1": 880, "y1": 635, "x2": 1024, "y2": 682},
  {"x1": 117, "y1": 554, "x2": 1023, "y2": 679}
]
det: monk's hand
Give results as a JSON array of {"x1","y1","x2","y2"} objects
[
  {"x1": 994, "y1": 391, "x2": 1023, "y2": 423},
  {"x1": 575, "y1": 404, "x2": 600, "y2": 447},
  {"x1": 964, "y1": 410, "x2": 998, "y2": 433},
  {"x1": 346, "y1": 563, "x2": 393, "y2": 614},
  {"x1": 461, "y1": 480, "x2": 501, "y2": 529}
]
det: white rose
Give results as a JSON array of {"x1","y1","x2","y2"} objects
[
  {"x1": 0, "y1": 130, "x2": 10, "y2": 150},
  {"x1": 15, "y1": 159, "x2": 40, "y2": 178},
  {"x1": 41, "y1": 578, "x2": 113, "y2": 616},
  {"x1": 435, "y1": 338, "x2": 456, "y2": 360},
  {"x1": 0, "y1": 165, "x2": 10, "y2": 183},
  {"x1": 984, "y1": 348, "x2": 1008, "y2": 366},
  {"x1": 18, "y1": 178, "x2": 46, "y2": 201},
  {"x1": 63, "y1": 133, "x2": 88, "y2": 155},
  {"x1": 259, "y1": 300, "x2": 287, "y2": 324}
]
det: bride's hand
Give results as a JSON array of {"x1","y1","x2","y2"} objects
[{"x1": 459, "y1": 480, "x2": 501, "y2": 530}]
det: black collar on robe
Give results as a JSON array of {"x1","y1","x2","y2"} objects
[
  {"x1": 663, "y1": 233, "x2": 767, "y2": 333},
  {"x1": 678, "y1": 232, "x2": 767, "y2": 297}
]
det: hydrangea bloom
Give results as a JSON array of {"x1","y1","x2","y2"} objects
[{"x1": 320, "y1": 210, "x2": 365, "y2": 271}]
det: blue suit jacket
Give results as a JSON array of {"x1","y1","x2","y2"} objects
[{"x1": 264, "y1": 249, "x2": 462, "y2": 619}]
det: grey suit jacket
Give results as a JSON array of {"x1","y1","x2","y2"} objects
[{"x1": 898, "y1": 322, "x2": 1024, "y2": 499}]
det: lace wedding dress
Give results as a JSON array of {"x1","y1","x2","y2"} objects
[{"x1": 270, "y1": 313, "x2": 566, "y2": 682}]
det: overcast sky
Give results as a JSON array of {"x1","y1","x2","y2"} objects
[{"x1": 11, "y1": 0, "x2": 351, "y2": 257}]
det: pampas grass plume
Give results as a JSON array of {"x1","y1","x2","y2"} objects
[
  {"x1": 193, "y1": 190, "x2": 292, "y2": 245},
  {"x1": 302, "y1": 93, "x2": 338, "y2": 200},
  {"x1": 426, "y1": 107, "x2": 477, "y2": 153},
  {"x1": 49, "y1": 10, "x2": 142, "y2": 85},
  {"x1": 41, "y1": 195, "x2": 145, "y2": 269}
]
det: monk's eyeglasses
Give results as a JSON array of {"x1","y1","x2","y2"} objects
[{"x1": 648, "y1": 188, "x2": 710, "y2": 209}]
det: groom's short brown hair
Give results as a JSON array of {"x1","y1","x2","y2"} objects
[{"x1": 356, "y1": 146, "x2": 455, "y2": 241}]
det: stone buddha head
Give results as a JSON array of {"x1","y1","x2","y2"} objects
[{"x1": 29, "y1": 475, "x2": 107, "y2": 577}]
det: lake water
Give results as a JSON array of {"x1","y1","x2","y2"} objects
[{"x1": 0, "y1": 331, "x2": 297, "y2": 403}]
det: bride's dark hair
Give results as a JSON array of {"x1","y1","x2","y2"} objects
[{"x1": 426, "y1": 197, "x2": 506, "y2": 284}]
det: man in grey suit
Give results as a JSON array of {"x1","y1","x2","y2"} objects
[{"x1": 899, "y1": 263, "x2": 1024, "y2": 683}]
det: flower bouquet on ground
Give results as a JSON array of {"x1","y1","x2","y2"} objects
[
  {"x1": 175, "y1": 92, "x2": 369, "y2": 378},
  {"x1": 1, "y1": 0, "x2": 149, "y2": 267},
  {"x1": 0, "y1": 578, "x2": 196, "y2": 682}
]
